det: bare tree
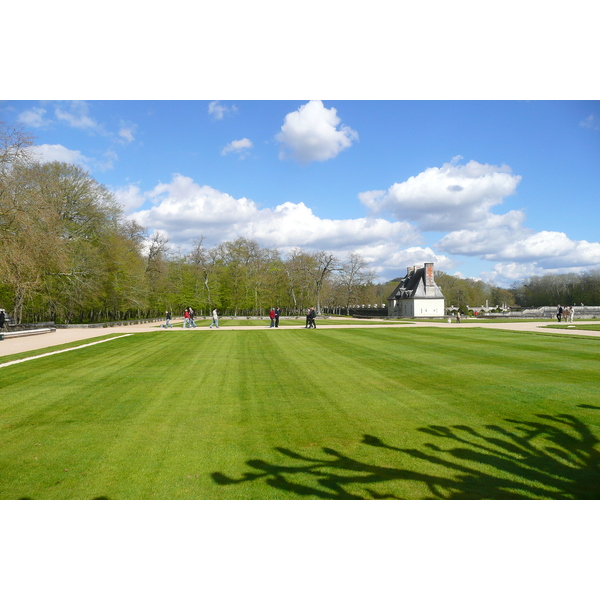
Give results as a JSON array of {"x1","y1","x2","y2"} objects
[
  {"x1": 304, "y1": 251, "x2": 340, "y2": 314},
  {"x1": 282, "y1": 249, "x2": 312, "y2": 314},
  {"x1": 0, "y1": 120, "x2": 35, "y2": 235},
  {"x1": 189, "y1": 237, "x2": 221, "y2": 310},
  {"x1": 337, "y1": 252, "x2": 375, "y2": 313}
]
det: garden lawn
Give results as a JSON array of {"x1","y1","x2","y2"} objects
[
  {"x1": 169, "y1": 317, "x2": 413, "y2": 327},
  {"x1": 544, "y1": 323, "x2": 600, "y2": 331},
  {"x1": 0, "y1": 333, "x2": 129, "y2": 366},
  {"x1": 1, "y1": 328, "x2": 598, "y2": 499}
]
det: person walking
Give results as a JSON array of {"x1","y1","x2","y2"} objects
[
  {"x1": 0, "y1": 309, "x2": 6, "y2": 331},
  {"x1": 269, "y1": 308, "x2": 276, "y2": 328},
  {"x1": 165, "y1": 310, "x2": 173, "y2": 328},
  {"x1": 308, "y1": 307, "x2": 317, "y2": 329},
  {"x1": 209, "y1": 308, "x2": 219, "y2": 328},
  {"x1": 305, "y1": 308, "x2": 311, "y2": 328},
  {"x1": 569, "y1": 305, "x2": 575, "y2": 322},
  {"x1": 556, "y1": 305, "x2": 563, "y2": 322},
  {"x1": 275, "y1": 307, "x2": 281, "y2": 328},
  {"x1": 188, "y1": 307, "x2": 197, "y2": 328},
  {"x1": 183, "y1": 308, "x2": 190, "y2": 328}
]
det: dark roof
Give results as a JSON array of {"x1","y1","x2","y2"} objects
[{"x1": 388, "y1": 265, "x2": 444, "y2": 300}]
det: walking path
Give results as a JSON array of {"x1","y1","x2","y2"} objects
[{"x1": 1, "y1": 318, "x2": 599, "y2": 358}]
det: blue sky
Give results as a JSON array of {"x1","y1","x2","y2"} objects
[
  {"x1": 3, "y1": 99, "x2": 598, "y2": 286},
  {"x1": 3, "y1": 3, "x2": 599, "y2": 287}
]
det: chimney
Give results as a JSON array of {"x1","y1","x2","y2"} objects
[{"x1": 425, "y1": 263, "x2": 434, "y2": 288}]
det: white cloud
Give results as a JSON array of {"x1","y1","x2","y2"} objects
[
  {"x1": 580, "y1": 114, "x2": 600, "y2": 130},
  {"x1": 29, "y1": 143, "x2": 117, "y2": 173},
  {"x1": 114, "y1": 184, "x2": 147, "y2": 212},
  {"x1": 247, "y1": 202, "x2": 419, "y2": 252},
  {"x1": 121, "y1": 152, "x2": 600, "y2": 286},
  {"x1": 441, "y1": 221, "x2": 600, "y2": 269},
  {"x1": 480, "y1": 262, "x2": 547, "y2": 287},
  {"x1": 489, "y1": 231, "x2": 600, "y2": 268},
  {"x1": 128, "y1": 174, "x2": 419, "y2": 265},
  {"x1": 365, "y1": 246, "x2": 455, "y2": 280},
  {"x1": 437, "y1": 210, "x2": 527, "y2": 256},
  {"x1": 276, "y1": 100, "x2": 358, "y2": 164},
  {"x1": 98, "y1": 148, "x2": 118, "y2": 171},
  {"x1": 357, "y1": 156, "x2": 600, "y2": 283},
  {"x1": 360, "y1": 158, "x2": 521, "y2": 231},
  {"x1": 29, "y1": 144, "x2": 91, "y2": 168},
  {"x1": 118, "y1": 121, "x2": 137, "y2": 143},
  {"x1": 54, "y1": 101, "x2": 104, "y2": 133},
  {"x1": 18, "y1": 107, "x2": 49, "y2": 128},
  {"x1": 221, "y1": 138, "x2": 253, "y2": 157},
  {"x1": 208, "y1": 101, "x2": 237, "y2": 120}
]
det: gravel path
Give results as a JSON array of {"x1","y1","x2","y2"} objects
[{"x1": 1, "y1": 318, "x2": 599, "y2": 358}]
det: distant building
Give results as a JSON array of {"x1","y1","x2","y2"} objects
[{"x1": 388, "y1": 263, "x2": 445, "y2": 318}]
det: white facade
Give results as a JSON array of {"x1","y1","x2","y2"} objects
[
  {"x1": 393, "y1": 297, "x2": 445, "y2": 317},
  {"x1": 388, "y1": 263, "x2": 445, "y2": 318}
]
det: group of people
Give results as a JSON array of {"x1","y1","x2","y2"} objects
[
  {"x1": 163, "y1": 306, "x2": 324, "y2": 329},
  {"x1": 165, "y1": 307, "x2": 219, "y2": 328},
  {"x1": 182, "y1": 307, "x2": 197, "y2": 328},
  {"x1": 557, "y1": 305, "x2": 575, "y2": 323},
  {"x1": 269, "y1": 307, "x2": 281, "y2": 328},
  {"x1": 305, "y1": 307, "x2": 317, "y2": 328}
]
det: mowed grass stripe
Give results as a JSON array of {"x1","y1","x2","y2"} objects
[
  {"x1": 303, "y1": 328, "x2": 598, "y2": 415},
  {"x1": 0, "y1": 329, "x2": 598, "y2": 499}
]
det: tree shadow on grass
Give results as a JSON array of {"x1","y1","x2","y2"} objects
[{"x1": 211, "y1": 412, "x2": 600, "y2": 499}]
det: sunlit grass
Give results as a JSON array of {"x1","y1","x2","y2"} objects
[
  {"x1": 0, "y1": 333, "x2": 127, "y2": 366},
  {"x1": 544, "y1": 323, "x2": 600, "y2": 331},
  {"x1": 166, "y1": 317, "x2": 414, "y2": 327},
  {"x1": 1, "y1": 328, "x2": 598, "y2": 499}
]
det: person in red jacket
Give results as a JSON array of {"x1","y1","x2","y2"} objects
[{"x1": 269, "y1": 308, "x2": 276, "y2": 328}]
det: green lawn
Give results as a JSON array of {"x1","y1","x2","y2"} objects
[
  {"x1": 1, "y1": 328, "x2": 598, "y2": 499},
  {"x1": 169, "y1": 317, "x2": 413, "y2": 327},
  {"x1": 544, "y1": 323, "x2": 600, "y2": 331},
  {"x1": 0, "y1": 333, "x2": 129, "y2": 366}
]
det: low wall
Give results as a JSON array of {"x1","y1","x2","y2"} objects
[
  {"x1": 507, "y1": 306, "x2": 600, "y2": 319},
  {"x1": 447, "y1": 306, "x2": 600, "y2": 319},
  {"x1": 348, "y1": 308, "x2": 388, "y2": 318},
  {"x1": 3, "y1": 321, "x2": 56, "y2": 332},
  {"x1": 1, "y1": 315, "x2": 331, "y2": 331},
  {"x1": 55, "y1": 317, "x2": 167, "y2": 328}
]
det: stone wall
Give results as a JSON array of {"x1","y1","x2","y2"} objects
[
  {"x1": 3, "y1": 321, "x2": 55, "y2": 332},
  {"x1": 55, "y1": 317, "x2": 167, "y2": 328},
  {"x1": 472, "y1": 306, "x2": 600, "y2": 319},
  {"x1": 516, "y1": 306, "x2": 600, "y2": 319}
]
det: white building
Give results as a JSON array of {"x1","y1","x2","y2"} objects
[{"x1": 388, "y1": 263, "x2": 445, "y2": 318}]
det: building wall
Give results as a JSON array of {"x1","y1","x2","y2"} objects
[
  {"x1": 413, "y1": 298, "x2": 445, "y2": 317},
  {"x1": 389, "y1": 298, "x2": 445, "y2": 318}
]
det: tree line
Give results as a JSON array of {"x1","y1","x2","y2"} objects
[
  {"x1": 432, "y1": 271, "x2": 600, "y2": 311},
  {"x1": 511, "y1": 272, "x2": 600, "y2": 307},
  {"x1": 4, "y1": 120, "x2": 597, "y2": 325},
  {"x1": 1, "y1": 121, "x2": 381, "y2": 323}
]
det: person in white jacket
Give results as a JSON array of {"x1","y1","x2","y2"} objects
[{"x1": 210, "y1": 308, "x2": 219, "y2": 328}]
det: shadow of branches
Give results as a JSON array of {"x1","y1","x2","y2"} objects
[{"x1": 211, "y1": 412, "x2": 600, "y2": 499}]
